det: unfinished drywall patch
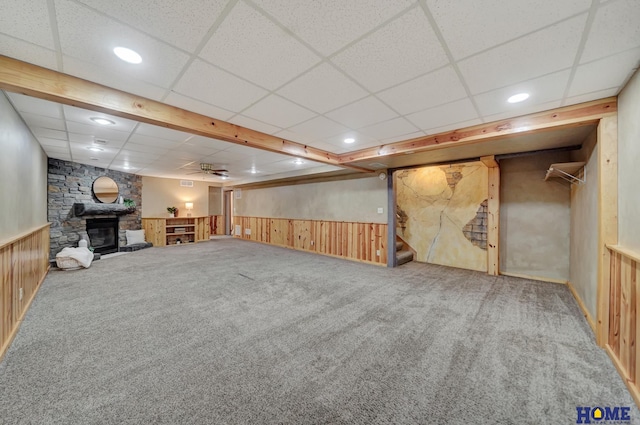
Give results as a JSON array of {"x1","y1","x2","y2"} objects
[
  {"x1": 570, "y1": 130, "x2": 598, "y2": 321},
  {"x1": 396, "y1": 163, "x2": 488, "y2": 272},
  {"x1": 618, "y1": 68, "x2": 640, "y2": 252},
  {"x1": 0, "y1": 93, "x2": 48, "y2": 241},
  {"x1": 234, "y1": 176, "x2": 387, "y2": 223},
  {"x1": 500, "y1": 151, "x2": 571, "y2": 281}
]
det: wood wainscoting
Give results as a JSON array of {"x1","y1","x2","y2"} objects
[
  {"x1": 234, "y1": 217, "x2": 388, "y2": 266},
  {"x1": 0, "y1": 224, "x2": 51, "y2": 360},
  {"x1": 605, "y1": 245, "x2": 640, "y2": 406}
]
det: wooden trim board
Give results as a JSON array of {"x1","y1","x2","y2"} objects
[{"x1": 567, "y1": 281, "x2": 597, "y2": 333}]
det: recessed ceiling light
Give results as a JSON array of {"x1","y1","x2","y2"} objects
[
  {"x1": 113, "y1": 46, "x2": 142, "y2": 64},
  {"x1": 249, "y1": 168, "x2": 258, "y2": 174},
  {"x1": 507, "y1": 93, "x2": 530, "y2": 103},
  {"x1": 86, "y1": 146, "x2": 103, "y2": 152},
  {"x1": 344, "y1": 138, "x2": 355, "y2": 144},
  {"x1": 90, "y1": 117, "x2": 115, "y2": 125},
  {"x1": 221, "y1": 176, "x2": 229, "y2": 180},
  {"x1": 293, "y1": 158, "x2": 305, "y2": 165}
]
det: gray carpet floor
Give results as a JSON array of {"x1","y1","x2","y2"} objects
[{"x1": 0, "y1": 239, "x2": 637, "y2": 424}]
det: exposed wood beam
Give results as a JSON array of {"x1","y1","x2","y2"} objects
[
  {"x1": 339, "y1": 98, "x2": 617, "y2": 165},
  {"x1": 0, "y1": 55, "x2": 372, "y2": 172},
  {"x1": 486, "y1": 163, "x2": 500, "y2": 276},
  {"x1": 480, "y1": 155, "x2": 499, "y2": 168}
]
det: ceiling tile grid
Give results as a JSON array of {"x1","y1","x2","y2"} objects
[{"x1": 1, "y1": 0, "x2": 639, "y2": 183}]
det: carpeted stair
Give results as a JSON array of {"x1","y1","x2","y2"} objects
[{"x1": 395, "y1": 240, "x2": 414, "y2": 266}]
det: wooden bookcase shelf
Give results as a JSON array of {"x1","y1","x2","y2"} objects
[{"x1": 142, "y1": 216, "x2": 210, "y2": 247}]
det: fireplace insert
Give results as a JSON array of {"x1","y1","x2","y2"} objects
[{"x1": 85, "y1": 218, "x2": 119, "y2": 254}]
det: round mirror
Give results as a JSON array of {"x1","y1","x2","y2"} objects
[{"x1": 93, "y1": 176, "x2": 119, "y2": 203}]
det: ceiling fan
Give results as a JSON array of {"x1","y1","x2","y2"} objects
[{"x1": 187, "y1": 163, "x2": 229, "y2": 177}]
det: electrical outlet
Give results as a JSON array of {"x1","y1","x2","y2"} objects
[
  {"x1": 311, "y1": 241, "x2": 314, "y2": 246},
  {"x1": 377, "y1": 207, "x2": 384, "y2": 214},
  {"x1": 244, "y1": 228, "x2": 251, "y2": 235},
  {"x1": 19, "y1": 288, "x2": 23, "y2": 301},
  {"x1": 376, "y1": 250, "x2": 380, "y2": 256}
]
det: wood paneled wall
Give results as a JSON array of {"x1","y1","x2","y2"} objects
[
  {"x1": 606, "y1": 245, "x2": 640, "y2": 406},
  {"x1": 210, "y1": 215, "x2": 225, "y2": 235},
  {"x1": 1, "y1": 224, "x2": 50, "y2": 359},
  {"x1": 234, "y1": 216, "x2": 387, "y2": 265}
]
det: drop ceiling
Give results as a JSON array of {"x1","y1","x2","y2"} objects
[{"x1": 1, "y1": 0, "x2": 638, "y2": 182}]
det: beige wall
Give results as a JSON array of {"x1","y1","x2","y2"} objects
[
  {"x1": 570, "y1": 130, "x2": 598, "y2": 320},
  {"x1": 500, "y1": 151, "x2": 572, "y2": 281},
  {"x1": 0, "y1": 93, "x2": 48, "y2": 241},
  {"x1": 396, "y1": 162, "x2": 488, "y2": 272},
  {"x1": 141, "y1": 176, "x2": 222, "y2": 218},
  {"x1": 618, "y1": 69, "x2": 640, "y2": 252},
  {"x1": 234, "y1": 176, "x2": 387, "y2": 223}
]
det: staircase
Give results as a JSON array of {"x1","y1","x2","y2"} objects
[{"x1": 395, "y1": 239, "x2": 414, "y2": 266}]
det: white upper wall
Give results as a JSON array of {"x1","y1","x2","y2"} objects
[
  {"x1": 0, "y1": 92, "x2": 48, "y2": 241},
  {"x1": 234, "y1": 176, "x2": 388, "y2": 223},
  {"x1": 618, "y1": 68, "x2": 640, "y2": 251}
]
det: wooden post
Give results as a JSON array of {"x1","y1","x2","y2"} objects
[
  {"x1": 596, "y1": 116, "x2": 619, "y2": 346},
  {"x1": 482, "y1": 156, "x2": 500, "y2": 276}
]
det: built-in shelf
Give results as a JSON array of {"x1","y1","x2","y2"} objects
[
  {"x1": 544, "y1": 162, "x2": 586, "y2": 184},
  {"x1": 141, "y1": 216, "x2": 210, "y2": 247}
]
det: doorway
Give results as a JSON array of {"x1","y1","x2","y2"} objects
[{"x1": 224, "y1": 190, "x2": 233, "y2": 235}]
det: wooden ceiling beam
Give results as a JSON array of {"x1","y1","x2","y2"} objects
[
  {"x1": 0, "y1": 55, "x2": 372, "y2": 172},
  {"x1": 338, "y1": 98, "x2": 617, "y2": 165}
]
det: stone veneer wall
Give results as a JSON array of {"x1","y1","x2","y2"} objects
[{"x1": 47, "y1": 158, "x2": 142, "y2": 259}]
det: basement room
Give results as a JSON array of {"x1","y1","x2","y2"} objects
[{"x1": 1, "y1": 1, "x2": 640, "y2": 423}]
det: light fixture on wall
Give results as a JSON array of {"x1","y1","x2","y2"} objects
[{"x1": 185, "y1": 202, "x2": 193, "y2": 217}]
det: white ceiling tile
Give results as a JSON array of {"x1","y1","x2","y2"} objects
[
  {"x1": 70, "y1": 142, "x2": 119, "y2": 157},
  {"x1": 62, "y1": 56, "x2": 168, "y2": 101},
  {"x1": 127, "y1": 133, "x2": 183, "y2": 149},
  {"x1": 31, "y1": 127, "x2": 67, "y2": 141},
  {"x1": 377, "y1": 66, "x2": 468, "y2": 115},
  {"x1": 199, "y1": 1, "x2": 320, "y2": 90},
  {"x1": 184, "y1": 136, "x2": 234, "y2": 151},
  {"x1": 134, "y1": 123, "x2": 192, "y2": 142},
  {"x1": 474, "y1": 70, "x2": 570, "y2": 117},
  {"x1": 581, "y1": 0, "x2": 640, "y2": 63},
  {"x1": 229, "y1": 115, "x2": 282, "y2": 136},
  {"x1": 564, "y1": 88, "x2": 619, "y2": 106},
  {"x1": 63, "y1": 105, "x2": 138, "y2": 132},
  {"x1": 0, "y1": 0, "x2": 55, "y2": 48},
  {"x1": 427, "y1": 0, "x2": 591, "y2": 59},
  {"x1": 67, "y1": 132, "x2": 124, "y2": 148},
  {"x1": 458, "y1": 14, "x2": 587, "y2": 94},
  {"x1": 321, "y1": 131, "x2": 378, "y2": 150},
  {"x1": 359, "y1": 117, "x2": 421, "y2": 140},
  {"x1": 7, "y1": 93, "x2": 63, "y2": 118},
  {"x1": 164, "y1": 92, "x2": 235, "y2": 121},
  {"x1": 242, "y1": 95, "x2": 316, "y2": 129},
  {"x1": 38, "y1": 137, "x2": 70, "y2": 148},
  {"x1": 55, "y1": 0, "x2": 191, "y2": 88},
  {"x1": 0, "y1": 34, "x2": 58, "y2": 71},
  {"x1": 379, "y1": 131, "x2": 426, "y2": 145},
  {"x1": 332, "y1": 8, "x2": 449, "y2": 92},
  {"x1": 20, "y1": 113, "x2": 66, "y2": 131},
  {"x1": 482, "y1": 100, "x2": 562, "y2": 123},
  {"x1": 422, "y1": 119, "x2": 483, "y2": 136},
  {"x1": 173, "y1": 59, "x2": 268, "y2": 113},
  {"x1": 288, "y1": 116, "x2": 349, "y2": 142},
  {"x1": 570, "y1": 48, "x2": 640, "y2": 96},
  {"x1": 204, "y1": 149, "x2": 250, "y2": 164},
  {"x1": 253, "y1": 0, "x2": 413, "y2": 56},
  {"x1": 48, "y1": 153, "x2": 72, "y2": 161},
  {"x1": 113, "y1": 150, "x2": 160, "y2": 162},
  {"x1": 66, "y1": 121, "x2": 130, "y2": 142},
  {"x1": 277, "y1": 63, "x2": 368, "y2": 114},
  {"x1": 121, "y1": 143, "x2": 171, "y2": 155},
  {"x1": 325, "y1": 96, "x2": 398, "y2": 129},
  {"x1": 406, "y1": 98, "x2": 479, "y2": 131},
  {"x1": 74, "y1": 0, "x2": 227, "y2": 52},
  {"x1": 42, "y1": 146, "x2": 71, "y2": 155}
]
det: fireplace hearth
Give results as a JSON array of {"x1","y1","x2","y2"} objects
[{"x1": 86, "y1": 218, "x2": 119, "y2": 254}]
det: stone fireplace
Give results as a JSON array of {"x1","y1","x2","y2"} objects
[
  {"x1": 86, "y1": 217, "x2": 119, "y2": 254},
  {"x1": 47, "y1": 158, "x2": 142, "y2": 259}
]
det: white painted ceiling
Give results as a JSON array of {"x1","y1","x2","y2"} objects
[{"x1": 1, "y1": 0, "x2": 639, "y2": 182}]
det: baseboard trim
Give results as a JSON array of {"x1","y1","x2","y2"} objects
[
  {"x1": 0, "y1": 266, "x2": 49, "y2": 362},
  {"x1": 566, "y1": 281, "x2": 596, "y2": 333},
  {"x1": 499, "y1": 271, "x2": 568, "y2": 285}
]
